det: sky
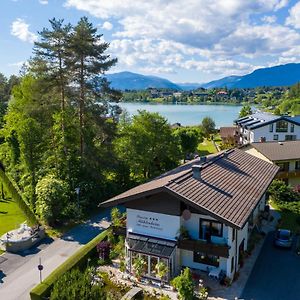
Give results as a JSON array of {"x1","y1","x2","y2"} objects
[{"x1": 1, "y1": 0, "x2": 300, "y2": 83}]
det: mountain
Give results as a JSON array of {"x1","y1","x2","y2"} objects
[
  {"x1": 176, "y1": 83, "x2": 204, "y2": 91},
  {"x1": 201, "y1": 76, "x2": 242, "y2": 89},
  {"x1": 105, "y1": 71, "x2": 181, "y2": 90},
  {"x1": 202, "y1": 63, "x2": 300, "y2": 88}
]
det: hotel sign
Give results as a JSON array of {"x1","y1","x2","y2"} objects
[{"x1": 127, "y1": 208, "x2": 180, "y2": 240}]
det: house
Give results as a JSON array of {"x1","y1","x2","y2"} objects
[
  {"x1": 219, "y1": 127, "x2": 239, "y2": 146},
  {"x1": 242, "y1": 141, "x2": 300, "y2": 188},
  {"x1": 235, "y1": 112, "x2": 300, "y2": 144},
  {"x1": 101, "y1": 149, "x2": 278, "y2": 281}
]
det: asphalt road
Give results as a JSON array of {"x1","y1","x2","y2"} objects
[
  {"x1": 241, "y1": 231, "x2": 300, "y2": 300},
  {"x1": 0, "y1": 208, "x2": 111, "y2": 300}
]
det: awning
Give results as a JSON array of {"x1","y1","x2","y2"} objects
[{"x1": 127, "y1": 233, "x2": 176, "y2": 258}]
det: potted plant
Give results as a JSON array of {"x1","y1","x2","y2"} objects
[
  {"x1": 155, "y1": 261, "x2": 168, "y2": 287},
  {"x1": 132, "y1": 256, "x2": 146, "y2": 281}
]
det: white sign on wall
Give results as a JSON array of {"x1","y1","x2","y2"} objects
[{"x1": 127, "y1": 208, "x2": 180, "y2": 240}]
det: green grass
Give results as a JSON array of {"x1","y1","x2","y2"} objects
[
  {"x1": 0, "y1": 197, "x2": 28, "y2": 237},
  {"x1": 270, "y1": 201, "x2": 300, "y2": 233},
  {"x1": 197, "y1": 138, "x2": 218, "y2": 156}
]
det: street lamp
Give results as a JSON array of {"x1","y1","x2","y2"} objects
[{"x1": 75, "y1": 187, "x2": 80, "y2": 208}]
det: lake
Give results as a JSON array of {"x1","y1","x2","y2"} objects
[{"x1": 116, "y1": 102, "x2": 243, "y2": 127}]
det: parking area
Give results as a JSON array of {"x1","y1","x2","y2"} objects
[{"x1": 241, "y1": 231, "x2": 300, "y2": 300}]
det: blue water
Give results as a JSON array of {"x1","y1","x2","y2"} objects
[{"x1": 116, "y1": 102, "x2": 242, "y2": 127}]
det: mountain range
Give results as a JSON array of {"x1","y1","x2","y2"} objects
[{"x1": 106, "y1": 63, "x2": 300, "y2": 91}]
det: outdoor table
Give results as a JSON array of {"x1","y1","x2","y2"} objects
[{"x1": 208, "y1": 268, "x2": 221, "y2": 280}]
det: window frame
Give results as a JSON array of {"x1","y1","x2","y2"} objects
[
  {"x1": 193, "y1": 251, "x2": 220, "y2": 267},
  {"x1": 276, "y1": 120, "x2": 288, "y2": 133},
  {"x1": 199, "y1": 219, "x2": 223, "y2": 240},
  {"x1": 291, "y1": 123, "x2": 295, "y2": 133},
  {"x1": 273, "y1": 134, "x2": 278, "y2": 141},
  {"x1": 269, "y1": 123, "x2": 273, "y2": 132}
]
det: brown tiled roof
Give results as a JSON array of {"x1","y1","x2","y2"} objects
[
  {"x1": 251, "y1": 141, "x2": 300, "y2": 161},
  {"x1": 220, "y1": 127, "x2": 238, "y2": 138},
  {"x1": 101, "y1": 149, "x2": 279, "y2": 229}
]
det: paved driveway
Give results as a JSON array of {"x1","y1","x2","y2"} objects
[
  {"x1": 241, "y1": 231, "x2": 300, "y2": 300},
  {"x1": 0, "y1": 208, "x2": 111, "y2": 300}
]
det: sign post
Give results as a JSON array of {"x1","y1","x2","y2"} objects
[{"x1": 38, "y1": 257, "x2": 43, "y2": 283}]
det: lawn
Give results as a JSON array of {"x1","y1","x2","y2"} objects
[
  {"x1": 197, "y1": 136, "x2": 219, "y2": 156},
  {"x1": 0, "y1": 197, "x2": 28, "y2": 237}
]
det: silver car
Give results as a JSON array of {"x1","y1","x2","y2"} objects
[{"x1": 274, "y1": 229, "x2": 292, "y2": 248}]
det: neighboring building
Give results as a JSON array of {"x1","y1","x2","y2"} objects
[
  {"x1": 235, "y1": 112, "x2": 300, "y2": 144},
  {"x1": 102, "y1": 149, "x2": 278, "y2": 281},
  {"x1": 243, "y1": 141, "x2": 300, "y2": 188},
  {"x1": 219, "y1": 127, "x2": 239, "y2": 146}
]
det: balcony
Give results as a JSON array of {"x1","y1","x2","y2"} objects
[
  {"x1": 177, "y1": 238, "x2": 230, "y2": 258},
  {"x1": 276, "y1": 169, "x2": 300, "y2": 179}
]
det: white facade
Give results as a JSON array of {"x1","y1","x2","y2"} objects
[
  {"x1": 125, "y1": 196, "x2": 266, "y2": 280},
  {"x1": 239, "y1": 120, "x2": 300, "y2": 144}
]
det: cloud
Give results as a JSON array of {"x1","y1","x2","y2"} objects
[
  {"x1": 102, "y1": 21, "x2": 113, "y2": 30},
  {"x1": 261, "y1": 15, "x2": 277, "y2": 23},
  {"x1": 64, "y1": 0, "x2": 300, "y2": 79},
  {"x1": 39, "y1": 0, "x2": 48, "y2": 4},
  {"x1": 286, "y1": 1, "x2": 300, "y2": 29},
  {"x1": 11, "y1": 18, "x2": 37, "y2": 43}
]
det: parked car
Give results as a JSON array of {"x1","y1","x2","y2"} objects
[{"x1": 274, "y1": 229, "x2": 292, "y2": 248}]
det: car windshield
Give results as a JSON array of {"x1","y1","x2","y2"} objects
[{"x1": 277, "y1": 230, "x2": 290, "y2": 240}]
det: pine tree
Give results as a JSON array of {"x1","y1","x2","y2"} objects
[{"x1": 67, "y1": 17, "x2": 117, "y2": 158}]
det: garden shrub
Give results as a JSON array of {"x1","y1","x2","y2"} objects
[
  {"x1": 171, "y1": 268, "x2": 194, "y2": 300},
  {"x1": 50, "y1": 268, "x2": 106, "y2": 300}
]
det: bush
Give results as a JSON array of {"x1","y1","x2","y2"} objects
[
  {"x1": 30, "y1": 230, "x2": 108, "y2": 300},
  {"x1": 171, "y1": 268, "x2": 194, "y2": 300},
  {"x1": 35, "y1": 175, "x2": 69, "y2": 225},
  {"x1": 268, "y1": 180, "x2": 300, "y2": 204},
  {"x1": 50, "y1": 268, "x2": 106, "y2": 300},
  {"x1": 97, "y1": 241, "x2": 111, "y2": 261}
]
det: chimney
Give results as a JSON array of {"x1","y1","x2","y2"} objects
[{"x1": 192, "y1": 165, "x2": 202, "y2": 179}]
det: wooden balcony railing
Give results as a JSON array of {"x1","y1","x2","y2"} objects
[{"x1": 177, "y1": 239, "x2": 230, "y2": 258}]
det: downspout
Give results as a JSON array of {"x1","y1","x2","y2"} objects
[{"x1": 234, "y1": 228, "x2": 238, "y2": 275}]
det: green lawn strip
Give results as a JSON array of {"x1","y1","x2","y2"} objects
[
  {"x1": 197, "y1": 138, "x2": 218, "y2": 156},
  {"x1": 30, "y1": 229, "x2": 109, "y2": 300},
  {"x1": 213, "y1": 133, "x2": 222, "y2": 146},
  {"x1": 0, "y1": 198, "x2": 28, "y2": 237},
  {"x1": 270, "y1": 201, "x2": 300, "y2": 233}
]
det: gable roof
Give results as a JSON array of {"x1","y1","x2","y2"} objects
[
  {"x1": 235, "y1": 112, "x2": 300, "y2": 130},
  {"x1": 251, "y1": 141, "x2": 300, "y2": 161},
  {"x1": 220, "y1": 127, "x2": 238, "y2": 138},
  {"x1": 101, "y1": 149, "x2": 279, "y2": 229}
]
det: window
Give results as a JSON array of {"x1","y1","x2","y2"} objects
[
  {"x1": 231, "y1": 257, "x2": 235, "y2": 273},
  {"x1": 291, "y1": 123, "x2": 295, "y2": 133},
  {"x1": 232, "y1": 229, "x2": 235, "y2": 242},
  {"x1": 260, "y1": 137, "x2": 266, "y2": 142},
  {"x1": 285, "y1": 135, "x2": 296, "y2": 141},
  {"x1": 277, "y1": 162, "x2": 289, "y2": 172},
  {"x1": 273, "y1": 134, "x2": 278, "y2": 140},
  {"x1": 269, "y1": 123, "x2": 273, "y2": 132},
  {"x1": 296, "y1": 161, "x2": 300, "y2": 170},
  {"x1": 199, "y1": 219, "x2": 223, "y2": 241},
  {"x1": 193, "y1": 251, "x2": 219, "y2": 267},
  {"x1": 276, "y1": 120, "x2": 288, "y2": 132}
]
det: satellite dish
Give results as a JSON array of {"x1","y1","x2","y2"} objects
[{"x1": 182, "y1": 209, "x2": 191, "y2": 221}]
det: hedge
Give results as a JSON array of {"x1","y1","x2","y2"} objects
[
  {"x1": 0, "y1": 168, "x2": 38, "y2": 225},
  {"x1": 30, "y1": 229, "x2": 109, "y2": 300}
]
